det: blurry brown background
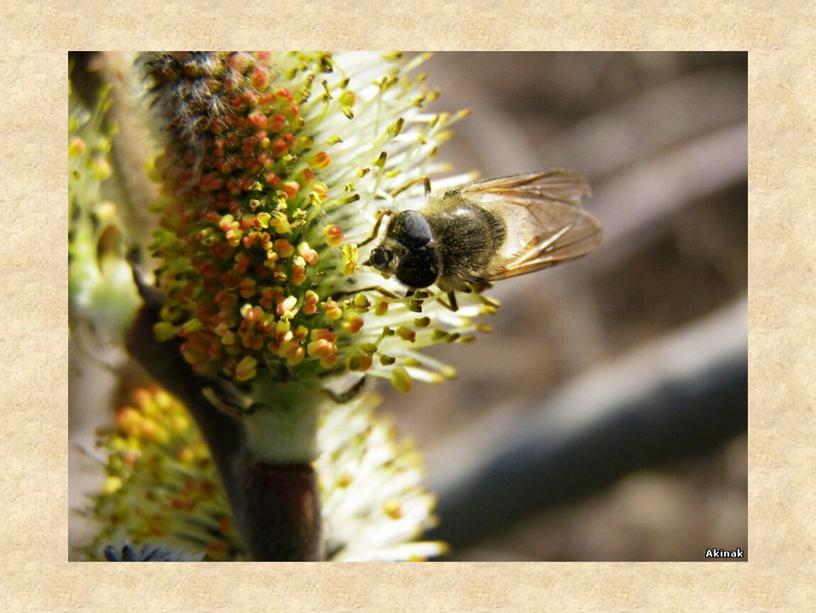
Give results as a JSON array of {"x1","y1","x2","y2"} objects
[{"x1": 385, "y1": 52, "x2": 747, "y2": 560}]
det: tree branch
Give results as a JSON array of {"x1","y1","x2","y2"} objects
[{"x1": 425, "y1": 298, "x2": 747, "y2": 553}]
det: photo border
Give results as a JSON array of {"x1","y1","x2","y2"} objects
[{"x1": 4, "y1": 1, "x2": 804, "y2": 609}]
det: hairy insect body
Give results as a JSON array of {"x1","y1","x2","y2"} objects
[
  {"x1": 364, "y1": 171, "x2": 602, "y2": 311},
  {"x1": 424, "y1": 195, "x2": 507, "y2": 292}
]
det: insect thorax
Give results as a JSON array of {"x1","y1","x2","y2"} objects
[{"x1": 383, "y1": 211, "x2": 440, "y2": 288}]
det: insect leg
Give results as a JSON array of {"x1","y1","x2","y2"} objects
[
  {"x1": 440, "y1": 291, "x2": 459, "y2": 312},
  {"x1": 405, "y1": 289, "x2": 425, "y2": 313},
  {"x1": 475, "y1": 293, "x2": 500, "y2": 309},
  {"x1": 202, "y1": 386, "x2": 256, "y2": 419},
  {"x1": 436, "y1": 289, "x2": 496, "y2": 312},
  {"x1": 332, "y1": 285, "x2": 402, "y2": 300},
  {"x1": 470, "y1": 279, "x2": 493, "y2": 293},
  {"x1": 456, "y1": 282, "x2": 497, "y2": 310},
  {"x1": 389, "y1": 176, "x2": 432, "y2": 198},
  {"x1": 334, "y1": 286, "x2": 425, "y2": 313},
  {"x1": 357, "y1": 209, "x2": 394, "y2": 247},
  {"x1": 322, "y1": 375, "x2": 367, "y2": 404}
]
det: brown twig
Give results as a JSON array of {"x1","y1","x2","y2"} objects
[{"x1": 425, "y1": 298, "x2": 747, "y2": 554}]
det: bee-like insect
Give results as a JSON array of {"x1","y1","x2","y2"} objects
[{"x1": 362, "y1": 170, "x2": 602, "y2": 311}]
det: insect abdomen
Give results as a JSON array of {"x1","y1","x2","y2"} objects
[{"x1": 427, "y1": 198, "x2": 506, "y2": 289}]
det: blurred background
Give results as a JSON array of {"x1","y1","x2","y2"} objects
[
  {"x1": 69, "y1": 52, "x2": 747, "y2": 561},
  {"x1": 387, "y1": 52, "x2": 747, "y2": 560}
]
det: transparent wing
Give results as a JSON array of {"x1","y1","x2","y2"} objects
[{"x1": 460, "y1": 170, "x2": 602, "y2": 281}]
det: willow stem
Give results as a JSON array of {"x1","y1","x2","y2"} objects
[
  {"x1": 242, "y1": 463, "x2": 322, "y2": 561},
  {"x1": 126, "y1": 277, "x2": 323, "y2": 560}
]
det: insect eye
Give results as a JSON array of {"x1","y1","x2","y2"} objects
[{"x1": 369, "y1": 248, "x2": 389, "y2": 268}]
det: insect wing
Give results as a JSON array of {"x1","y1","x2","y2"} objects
[{"x1": 460, "y1": 171, "x2": 602, "y2": 280}]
